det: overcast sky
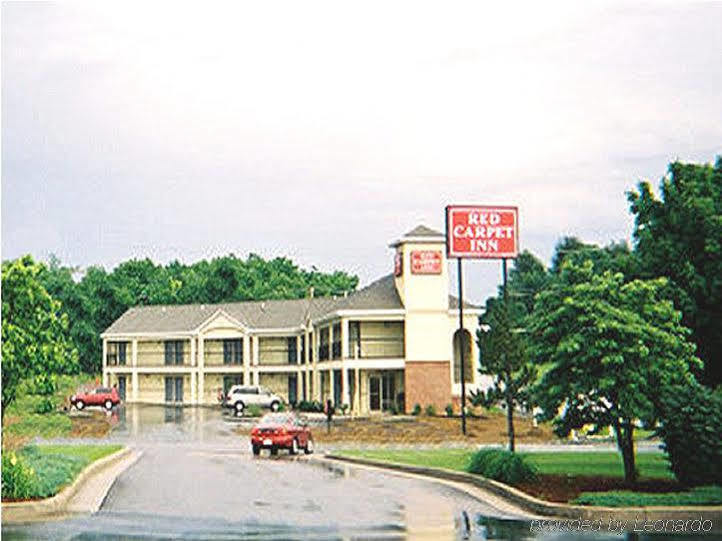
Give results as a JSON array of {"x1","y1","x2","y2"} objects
[{"x1": 3, "y1": 2, "x2": 721, "y2": 303}]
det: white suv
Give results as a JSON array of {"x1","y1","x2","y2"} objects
[{"x1": 225, "y1": 385, "x2": 283, "y2": 414}]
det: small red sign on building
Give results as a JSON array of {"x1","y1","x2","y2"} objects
[
  {"x1": 446, "y1": 205, "x2": 519, "y2": 259},
  {"x1": 411, "y1": 250, "x2": 442, "y2": 274}
]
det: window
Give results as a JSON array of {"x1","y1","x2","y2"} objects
[
  {"x1": 332, "y1": 323, "x2": 341, "y2": 359},
  {"x1": 164, "y1": 340, "x2": 184, "y2": 365},
  {"x1": 223, "y1": 339, "x2": 243, "y2": 365},
  {"x1": 287, "y1": 337, "x2": 297, "y2": 364},
  {"x1": 107, "y1": 341, "x2": 128, "y2": 366},
  {"x1": 319, "y1": 328, "x2": 329, "y2": 361}
]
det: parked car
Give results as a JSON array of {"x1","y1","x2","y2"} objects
[
  {"x1": 250, "y1": 412, "x2": 314, "y2": 456},
  {"x1": 70, "y1": 386, "x2": 121, "y2": 411},
  {"x1": 225, "y1": 385, "x2": 283, "y2": 414}
]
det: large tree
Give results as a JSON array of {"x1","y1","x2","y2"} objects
[
  {"x1": 529, "y1": 260, "x2": 700, "y2": 483},
  {"x1": 628, "y1": 158, "x2": 722, "y2": 386},
  {"x1": 2, "y1": 256, "x2": 79, "y2": 418}
]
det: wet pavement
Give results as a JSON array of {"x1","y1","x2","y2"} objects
[{"x1": 2, "y1": 405, "x2": 718, "y2": 540}]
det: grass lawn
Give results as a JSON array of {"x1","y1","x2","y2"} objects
[
  {"x1": 4, "y1": 444, "x2": 123, "y2": 500},
  {"x1": 339, "y1": 449, "x2": 673, "y2": 479},
  {"x1": 2, "y1": 375, "x2": 98, "y2": 447},
  {"x1": 337, "y1": 448, "x2": 722, "y2": 506}
]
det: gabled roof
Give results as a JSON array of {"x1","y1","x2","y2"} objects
[
  {"x1": 403, "y1": 224, "x2": 444, "y2": 237},
  {"x1": 102, "y1": 273, "x2": 406, "y2": 335}
]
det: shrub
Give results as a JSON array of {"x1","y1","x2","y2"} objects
[
  {"x1": 424, "y1": 404, "x2": 436, "y2": 417},
  {"x1": 29, "y1": 374, "x2": 56, "y2": 396},
  {"x1": 572, "y1": 485, "x2": 722, "y2": 507},
  {"x1": 276, "y1": 402, "x2": 286, "y2": 412},
  {"x1": 445, "y1": 404, "x2": 454, "y2": 417},
  {"x1": 1, "y1": 452, "x2": 37, "y2": 500},
  {"x1": 411, "y1": 404, "x2": 422, "y2": 416},
  {"x1": 466, "y1": 449, "x2": 538, "y2": 485},
  {"x1": 387, "y1": 404, "x2": 399, "y2": 415},
  {"x1": 657, "y1": 383, "x2": 722, "y2": 486},
  {"x1": 340, "y1": 403, "x2": 350, "y2": 415},
  {"x1": 34, "y1": 398, "x2": 55, "y2": 414},
  {"x1": 246, "y1": 404, "x2": 262, "y2": 417}
]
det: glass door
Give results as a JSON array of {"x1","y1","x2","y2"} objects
[
  {"x1": 165, "y1": 377, "x2": 174, "y2": 402},
  {"x1": 369, "y1": 376, "x2": 381, "y2": 411},
  {"x1": 174, "y1": 377, "x2": 184, "y2": 403},
  {"x1": 381, "y1": 374, "x2": 395, "y2": 410}
]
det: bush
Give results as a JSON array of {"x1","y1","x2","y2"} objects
[
  {"x1": 29, "y1": 374, "x2": 56, "y2": 396},
  {"x1": 445, "y1": 404, "x2": 454, "y2": 417},
  {"x1": 387, "y1": 404, "x2": 399, "y2": 415},
  {"x1": 276, "y1": 402, "x2": 286, "y2": 412},
  {"x1": 1, "y1": 452, "x2": 37, "y2": 500},
  {"x1": 34, "y1": 398, "x2": 55, "y2": 414},
  {"x1": 466, "y1": 449, "x2": 538, "y2": 485},
  {"x1": 425, "y1": 404, "x2": 436, "y2": 417},
  {"x1": 411, "y1": 404, "x2": 422, "y2": 416},
  {"x1": 246, "y1": 404, "x2": 262, "y2": 417},
  {"x1": 297, "y1": 400, "x2": 323, "y2": 412},
  {"x1": 657, "y1": 383, "x2": 722, "y2": 486}
]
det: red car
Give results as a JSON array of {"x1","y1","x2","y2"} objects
[
  {"x1": 70, "y1": 386, "x2": 121, "y2": 411},
  {"x1": 250, "y1": 413, "x2": 314, "y2": 456}
]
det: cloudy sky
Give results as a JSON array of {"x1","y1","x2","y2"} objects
[{"x1": 3, "y1": 2, "x2": 721, "y2": 302}]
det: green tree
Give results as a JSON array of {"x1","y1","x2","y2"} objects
[
  {"x1": 472, "y1": 298, "x2": 537, "y2": 452},
  {"x1": 628, "y1": 157, "x2": 722, "y2": 386},
  {"x1": 1, "y1": 256, "x2": 79, "y2": 418},
  {"x1": 529, "y1": 260, "x2": 700, "y2": 483}
]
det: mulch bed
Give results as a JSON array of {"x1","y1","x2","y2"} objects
[
  {"x1": 515, "y1": 475, "x2": 684, "y2": 503},
  {"x1": 234, "y1": 413, "x2": 556, "y2": 445},
  {"x1": 69, "y1": 411, "x2": 114, "y2": 438}
]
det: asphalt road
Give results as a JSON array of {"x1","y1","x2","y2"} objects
[{"x1": 0, "y1": 405, "x2": 703, "y2": 540}]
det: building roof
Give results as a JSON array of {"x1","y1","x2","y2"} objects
[
  {"x1": 103, "y1": 273, "x2": 408, "y2": 335},
  {"x1": 403, "y1": 224, "x2": 444, "y2": 237}
]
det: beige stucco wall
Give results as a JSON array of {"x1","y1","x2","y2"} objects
[
  {"x1": 136, "y1": 340, "x2": 191, "y2": 367},
  {"x1": 352, "y1": 321, "x2": 404, "y2": 358},
  {"x1": 259, "y1": 373, "x2": 290, "y2": 399},
  {"x1": 203, "y1": 339, "x2": 246, "y2": 366},
  {"x1": 136, "y1": 374, "x2": 165, "y2": 402},
  {"x1": 258, "y1": 337, "x2": 292, "y2": 366},
  {"x1": 203, "y1": 374, "x2": 224, "y2": 404}
]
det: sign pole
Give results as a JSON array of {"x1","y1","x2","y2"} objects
[
  {"x1": 502, "y1": 258, "x2": 508, "y2": 302},
  {"x1": 458, "y1": 257, "x2": 466, "y2": 436}
]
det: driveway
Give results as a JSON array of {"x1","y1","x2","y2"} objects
[{"x1": 0, "y1": 405, "x2": 667, "y2": 540}]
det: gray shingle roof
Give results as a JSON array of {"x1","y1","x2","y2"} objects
[
  {"x1": 103, "y1": 270, "x2": 479, "y2": 335},
  {"x1": 404, "y1": 225, "x2": 444, "y2": 237},
  {"x1": 103, "y1": 273, "x2": 405, "y2": 335}
]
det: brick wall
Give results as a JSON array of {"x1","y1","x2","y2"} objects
[{"x1": 404, "y1": 361, "x2": 451, "y2": 413}]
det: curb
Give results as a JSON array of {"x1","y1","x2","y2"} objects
[
  {"x1": 325, "y1": 454, "x2": 722, "y2": 530},
  {"x1": 2, "y1": 446, "x2": 134, "y2": 522}
]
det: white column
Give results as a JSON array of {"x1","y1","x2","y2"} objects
[
  {"x1": 341, "y1": 319, "x2": 349, "y2": 359},
  {"x1": 132, "y1": 340, "x2": 138, "y2": 366},
  {"x1": 198, "y1": 336, "x2": 205, "y2": 405},
  {"x1": 328, "y1": 324, "x2": 334, "y2": 360},
  {"x1": 296, "y1": 336, "x2": 301, "y2": 364},
  {"x1": 102, "y1": 339, "x2": 108, "y2": 386},
  {"x1": 190, "y1": 337, "x2": 196, "y2": 367},
  {"x1": 341, "y1": 366, "x2": 350, "y2": 407},
  {"x1": 354, "y1": 368, "x2": 360, "y2": 414},
  {"x1": 252, "y1": 336, "x2": 259, "y2": 366},
  {"x1": 132, "y1": 371, "x2": 139, "y2": 402},
  {"x1": 296, "y1": 370, "x2": 302, "y2": 402},
  {"x1": 252, "y1": 336, "x2": 260, "y2": 386},
  {"x1": 329, "y1": 369, "x2": 336, "y2": 405},
  {"x1": 190, "y1": 371, "x2": 197, "y2": 404},
  {"x1": 243, "y1": 335, "x2": 251, "y2": 385}
]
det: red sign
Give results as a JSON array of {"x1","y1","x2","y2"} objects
[
  {"x1": 446, "y1": 205, "x2": 518, "y2": 258},
  {"x1": 411, "y1": 251, "x2": 442, "y2": 274}
]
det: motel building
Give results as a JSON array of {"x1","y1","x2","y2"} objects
[{"x1": 101, "y1": 226, "x2": 487, "y2": 415}]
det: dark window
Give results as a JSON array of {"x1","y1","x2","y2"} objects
[
  {"x1": 332, "y1": 323, "x2": 342, "y2": 359},
  {"x1": 165, "y1": 341, "x2": 184, "y2": 365},
  {"x1": 107, "y1": 341, "x2": 128, "y2": 366},
  {"x1": 223, "y1": 339, "x2": 243, "y2": 365},
  {"x1": 288, "y1": 374, "x2": 298, "y2": 405},
  {"x1": 118, "y1": 343, "x2": 127, "y2": 365},
  {"x1": 287, "y1": 337, "x2": 297, "y2": 364},
  {"x1": 300, "y1": 336, "x2": 306, "y2": 364}
]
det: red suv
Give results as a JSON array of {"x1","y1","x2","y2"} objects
[
  {"x1": 250, "y1": 413, "x2": 314, "y2": 456},
  {"x1": 70, "y1": 387, "x2": 121, "y2": 411}
]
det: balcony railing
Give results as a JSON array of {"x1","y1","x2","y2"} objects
[{"x1": 350, "y1": 338, "x2": 405, "y2": 359}]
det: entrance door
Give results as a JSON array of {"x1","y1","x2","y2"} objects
[
  {"x1": 333, "y1": 369, "x2": 342, "y2": 406},
  {"x1": 369, "y1": 376, "x2": 381, "y2": 411},
  {"x1": 381, "y1": 374, "x2": 395, "y2": 410},
  {"x1": 117, "y1": 376, "x2": 126, "y2": 401},
  {"x1": 288, "y1": 374, "x2": 298, "y2": 405}
]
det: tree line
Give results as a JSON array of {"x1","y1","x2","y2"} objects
[
  {"x1": 474, "y1": 157, "x2": 721, "y2": 485},
  {"x1": 2, "y1": 253, "x2": 359, "y2": 413}
]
